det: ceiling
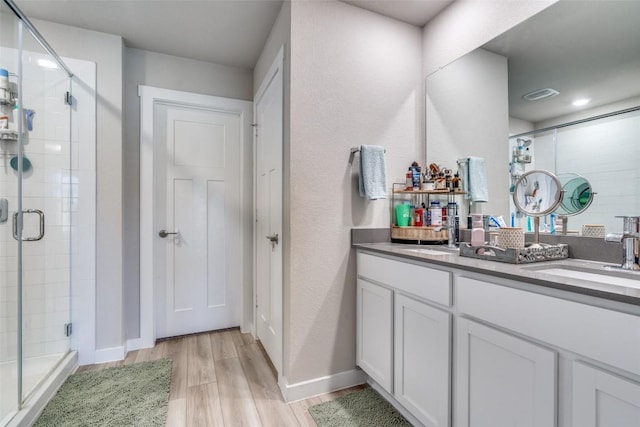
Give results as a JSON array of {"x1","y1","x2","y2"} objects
[
  {"x1": 341, "y1": 0, "x2": 452, "y2": 27},
  {"x1": 16, "y1": 0, "x2": 285, "y2": 69},
  {"x1": 482, "y1": 1, "x2": 640, "y2": 123},
  {"x1": 15, "y1": 0, "x2": 452, "y2": 70}
]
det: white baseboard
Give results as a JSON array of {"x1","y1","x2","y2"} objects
[
  {"x1": 280, "y1": 368, "x2": 367, "y2": 402},
  {"x1": 126, "y1": 337, "x2": 150, "y2": 352},
  {"x1": 94, "y1": 346, "x2": 125, "y2": 364}
]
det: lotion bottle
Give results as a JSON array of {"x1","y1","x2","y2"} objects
[{"x1": 470, "y1": 213, "x2": 485, "y2": 247}]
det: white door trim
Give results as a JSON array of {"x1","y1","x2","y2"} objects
[{"x1": 139, "y1": 85, "x2": 252, "y2": 349}]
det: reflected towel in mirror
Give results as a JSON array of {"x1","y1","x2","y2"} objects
[{"x1": 464, "y1": 156, "x2": 488, "y2": 202}]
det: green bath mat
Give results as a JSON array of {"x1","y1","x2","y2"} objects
[
  {"x1": 35, "y1": 359, "x2": 172, "y2": 427},
  {"x1": 308, "y1": 387, "x2": 412, "y2": 427}
]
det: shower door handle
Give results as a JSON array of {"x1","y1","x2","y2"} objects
[{"x1": 13, "y1": 209, "x2": 45, "y2": 241}]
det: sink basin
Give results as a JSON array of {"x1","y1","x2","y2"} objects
[
  {"x1": 524, "y1": 264, "x2": 640, "y2": 289},
  {"x1": 401, "y1": 248, "x2": 456, "y2": 256}
]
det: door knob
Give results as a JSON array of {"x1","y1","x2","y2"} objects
[{"x1": 159, "y1": 229, "x2": 179, "y2": 238}]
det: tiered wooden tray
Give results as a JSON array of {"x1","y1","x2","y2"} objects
[
  {"x1": 391, "y1": 226, "x2": 448, "y2": 241},
  {"x1": 391, "y1": 187, "x2": 465, "y2": 242}
]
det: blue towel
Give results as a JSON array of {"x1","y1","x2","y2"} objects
[
  {"x1": 358, "y1": 145, "x2": 387, "y2": 200},
  {"x1": 465, "y1": 156, "x2": 489, "y2": 202}
]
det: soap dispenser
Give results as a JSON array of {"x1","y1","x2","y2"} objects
[{"x1": 470, "y1": 213, "x2": 485, "y2": 247}]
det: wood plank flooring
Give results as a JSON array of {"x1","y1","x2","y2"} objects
[{"x1": 76, "y1": 329, "x2": 368, "y2": 426}]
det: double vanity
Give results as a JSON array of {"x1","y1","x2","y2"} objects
[{"x1": 355, "y1": 242, "x2": 640, "y2": 427}]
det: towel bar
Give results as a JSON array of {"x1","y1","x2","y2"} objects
[{"x1": 350, "y1": 146, "x2": 386, "y2": 154}]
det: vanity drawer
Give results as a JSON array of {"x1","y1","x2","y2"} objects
[
  {"x1": 457, "y1": 276, "x2": 640, "y2": 375},
  {"x1": 357, "y1": 252, "x2": 452, "y2": 306}
]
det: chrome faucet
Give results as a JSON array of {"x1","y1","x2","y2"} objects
[{"x1": 605, "y1": 216, "x2": 640, "y2": 270}]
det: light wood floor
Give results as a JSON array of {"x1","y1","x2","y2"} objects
[{"x1": 77, "y1": 328, "x2": 367, "y2": 426}]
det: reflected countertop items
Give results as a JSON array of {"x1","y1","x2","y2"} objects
[
  {"x1": 513, "y1": 170, "x2": 563, "y2": 216},
  {"x1": 556, "y1": 173, "x2": 595, "y2": 216}
]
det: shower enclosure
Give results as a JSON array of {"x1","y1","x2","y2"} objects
[{"x1": 0, "y1": 0, "x2": 75, "y2": 425}]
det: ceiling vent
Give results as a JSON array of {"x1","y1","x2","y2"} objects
[{"x1": 522, "y1": 88, "x2": 559, "y2": 101}]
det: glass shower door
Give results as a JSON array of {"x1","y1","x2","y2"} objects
[
  {"x1": 18, "y1": 21, "x2": 72, "y2": 402},
  {"x1": 0, "y1": 1, "x2": 73, "y2": 424},
  {"x1": 0, "y1": 2, "x2": 22, "y2": 423}
]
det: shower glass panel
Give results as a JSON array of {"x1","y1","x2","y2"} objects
[
  {"x1": 0, "y1": 2, "x2": 20, "y2": 423},
  {"x1": 0, "y1": 0, "x2": 72, "y2": 424},
  {"x1": 19, "y1": 16, "x2": 72, "y2": 402}
]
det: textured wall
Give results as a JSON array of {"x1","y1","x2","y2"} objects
[{"x1": 287, "y1": 0, "x2": 423, "y2": 384}]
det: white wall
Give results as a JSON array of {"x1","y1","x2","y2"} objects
[
  {"x1": 123, "y1": 48, "x2": 253, "y2": 339},
  {"x1": 286, "y1": 0, "x2": 423, "y2": 386},
  {"x1": 32, "y1": 19, "x2": 125, "y2": 352},
  {"x1": 426, "y1": 48, "x2": 509, "y2": 217}
]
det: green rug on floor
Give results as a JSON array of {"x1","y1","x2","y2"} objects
[
  {"x1": 308, "y1": 387, "x2": 412, "y2": 427},
  {"x1": 34, "y1": 359, "x2": 172, "y2": 427}
]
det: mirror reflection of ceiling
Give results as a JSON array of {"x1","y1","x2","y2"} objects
[{"x1": 483, "y1": 0, "x2": 640, "y2": 124}]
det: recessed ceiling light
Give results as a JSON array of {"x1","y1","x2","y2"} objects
[
  {"x1": 37, "y1": 59, "x2": 58, "y2": 69},
  {"x1": 523, "y1": 88, "x2": 559, "y2": 101},
  {"x1": 572, "y1": 98, "x2": 590, "y2": 107}
]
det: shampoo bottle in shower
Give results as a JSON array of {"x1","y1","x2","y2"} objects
[{"x1": 470, "y1": 213, "x2": 485, "y2": 247}]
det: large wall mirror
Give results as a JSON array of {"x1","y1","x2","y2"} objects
[{"x1": 426, "y1": 0, "x2": 640, "y2": 236}]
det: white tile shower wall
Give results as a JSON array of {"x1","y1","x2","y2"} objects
[
  {"x1": 535, "y1": 110, "x2": 640, "y2": 234},
  {"x1": 0, "y1": 47, "x2": 73, "y2": 363}
]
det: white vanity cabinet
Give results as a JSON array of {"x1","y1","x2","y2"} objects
[
  {"x1": 356, "y1": 247, "x2": 640, "y2": 427},
  {"x1": 356, "y1": 278, "x2": 393, "y2": 393},
  {"x1": 457, "y1": 274, "x2": 640, "y2": 427},
  {"x1": 395, "y1": 293, "x2": 450, "y2": 427},
  {"x1": 455, "y1": 318, "x2": 556, "y2": 427},
  {"x1": 573, "y1": 361, "x2": 640, "y2": 426},
  {"x1": 357, "y1": 251, "x2": 452, "y2": 427}
]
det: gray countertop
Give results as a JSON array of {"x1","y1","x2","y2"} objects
[{"x1": 354, "y1": 242, "x2": 640, "y2": 306}]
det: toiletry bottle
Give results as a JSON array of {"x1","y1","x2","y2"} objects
[
  {"x1": 452, "y1": 172, "x2": 461, "y2": 189},
  {"x1": 429, "y1": 200, "x2": 442, "y2": 226},
  {"x1": 405, "y1": 168, "x2": 412, "y2": 190},
  {"x1": 411, "y1": 163, "x2": 421, "y2": 190},
  {"x1": 470, "y1": 213, "x2": 485, "y2": 247},
  {"x1": 415, "y1": 207, "x2": 423, "y2": 226}
]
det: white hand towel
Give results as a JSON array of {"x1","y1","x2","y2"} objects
[
  {"x1": 466, "y1": 156, "x2": 489, "y2": 202},
  {"x1": 358, "y1": 145, "x2": 387, "y2": 200}
]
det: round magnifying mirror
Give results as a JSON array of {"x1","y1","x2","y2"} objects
[
  {"x1": 512, "y1": 169, "x2": 563, "y2": 216},
  {"x1": 554, "y1": 173, "x2": 594, "y2": 216}
]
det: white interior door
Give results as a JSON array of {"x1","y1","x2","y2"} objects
[
  {"x1": 155, "y1": 103, "x2": 241, "y2": 339},
  {"x1": 255, "y1": 48, "x2": 284, "y2": 374}
]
